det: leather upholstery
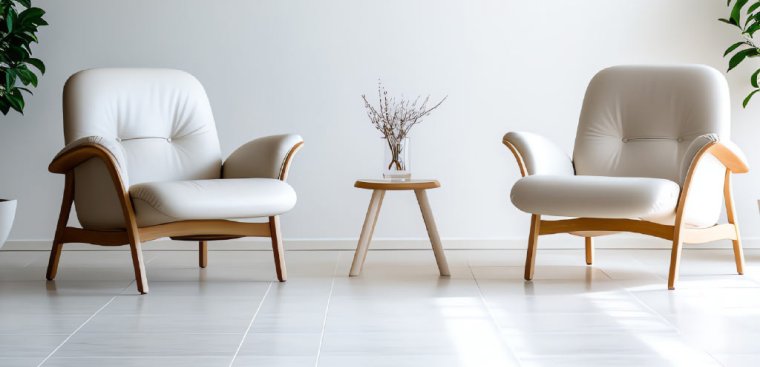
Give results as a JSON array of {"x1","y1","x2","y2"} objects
[
  {"x1": 509, "y1": 65, "x2": 738, "y2": 227},
  {"x1": 54, "y1": 135, "x2": 130, "y2": 182},
  {"x1": 224, "y1": 134, "x2": 303, "y2": 179},
  {"x1": 130, "y1": 178, "x2": 297, "y2": 227},
  {"x1": 503, "y1": 132, "x2": 574, "y2": 176},
  {"x1": 60, "y1": 68, "x2": 300, "y2": 229},
  {"x1": 574, "y1": 65, "x2": 730, "y2": 184},
  {"x1": 511, "y1": 175, "x2": 680, "y2": 224},
  {"x1": 679, "y1": 134, "x2": 718, "y2": 183}
]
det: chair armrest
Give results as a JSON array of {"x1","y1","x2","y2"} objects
[
  {"x1": 223, "y1": 134, "x2": 304, "y2": 181},
  {"x1": 710, "y1": 140, "x2": 749, "y2": 173},
  {"x1": 502, "y1": 131, "x2": 574, "y2": 176},
  {"x1": 680, "y1": 134, "x2": 749, "y2": 183},
  {"x1": 49, "y1": 136, "x2": 129, "y2": 184}
]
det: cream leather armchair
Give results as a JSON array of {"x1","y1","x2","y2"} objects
[
  {"x1": 504, "y1": 65, "x2": 749, "y2": 289},
  {"x1": 47, "y1": 69, "x2": 304, "y2": 294}
]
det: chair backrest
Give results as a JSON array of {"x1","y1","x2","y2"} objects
[
  {"x1": 63, "y1": 68, "x2": 222, "y2": 229},
  {"x1": 573, "y1": 65, "x2": 731, "y2": 227},
  {"x1": 573, "y1": 65, "x2": 730, "y2": 181}
]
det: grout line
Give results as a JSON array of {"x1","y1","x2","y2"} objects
[
  {"x1": 314, "y1": 251, "x2": 340, "y2": 367},
  {"x1": 468, "y1": 265, "x2": 523, "y2": 366},
  {"x1": 36, "y1": 289, "x2": 126, "y2": 367},
  {"x1": 228, "y1": 282, "x2": 273, "y2": 367}
]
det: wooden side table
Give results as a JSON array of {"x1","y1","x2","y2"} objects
[{"x1": 350, "y1": 179, "x2": 450, "y2": 277}]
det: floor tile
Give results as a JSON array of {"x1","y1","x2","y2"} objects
[
  {"x1": 42, "y1": 356, "x2": 231, "y2": 367},
  {"x1": 0, "y1": 313, "x2": 91, "y2": 335},
  {"x1": 53, "y1": 333, "x2": 243, "y2": 357},
  {"x1": 236, "y1": 332, "x2": 322, "y2": 356},
  {"x1": 0, "y1": 334, "x2": 68, "y2": 358},
  {"x1": 712, "y1": 354, "x2": 760, "y2": 367},
  {"x1": 0, "y1": 248, "x2": 755, "y2": 366},
  {"x1": 231, "y1": 356, "x2": 315, "y2": 367},
  {"x1": 317, "y1": 355, "x2": 496, "y2": 367},
  {"x1": 0, "y1": 358, "x2": 45, "y2": 367}
]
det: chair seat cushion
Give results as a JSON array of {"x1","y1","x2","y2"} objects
[
  {"x1": 510, "y1": 175, "x2": 680, "y2": 222},
  {"x1": 130, "y1": 178, "x2": 297, "y2": 227}
]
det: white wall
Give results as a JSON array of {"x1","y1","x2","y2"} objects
[{"x1": 1, "y1": 0, "x2": 758, "y2": 245}]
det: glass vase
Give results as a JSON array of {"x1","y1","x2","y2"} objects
[{"x1": 383, "y1": 137, "x2": 411, "y2": 179}]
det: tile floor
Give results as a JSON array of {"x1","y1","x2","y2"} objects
[{"x1": 0, "y1": 247, "x2": 759, "y2": 366}]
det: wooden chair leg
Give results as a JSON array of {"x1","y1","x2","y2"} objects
[
  {"x1": 732, "y1": 236, "x2": 745, "y2": 275},
  {"x1": 47, "y1": 173, "x2": 74, "y2": 281},
  {"x1": 128, "y1": 239, "x2": 149, "y2": 294},
  {"x1": 269, "y1": 216, "x2": 287, "y2": 282},
  {"x1": 199, "y1": 240, "x2": 208, "y2": 268},
  {"x1": 524, "y1": 214, "x2": 541, "y2": 280},
  {"x1": 667, "y1": 229, "x2": 684, "y2": 290},
  {"x1": 46, "y1": 242, "x2": 64, "y2": 280},
  {"x1": 585, "y1": 237, "x2": 593, "y2": 265},
  {"x1": 724, "y1": 171, "x2": 745, "y2": 275}
]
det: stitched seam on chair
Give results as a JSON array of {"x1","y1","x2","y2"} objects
[
  {"x1": 622, "y1": 137, "x2": 680, "y2": 142},
  {"x1": 118, "y1": 136, "x2": 168, "y2": 141}
]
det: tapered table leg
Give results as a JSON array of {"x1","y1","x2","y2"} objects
[
  {"x1": 415, "y1": 189, "x2": 450, "y2": 276},
  {"x1": 350, "y1": 190, "x2": 385, "y2": 276},
  {"x1": 584, "y1": 237, "x2": 593, "y2": 265},
  {"x1": 199, "y1": 240, "x2": 208, "y2": 268}
]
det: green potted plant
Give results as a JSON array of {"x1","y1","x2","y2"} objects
[
  {"x1": 0, "y1": 0, "x2": 46, "y2": 248},
  {"x1": 721, "y1": 0, "x2": 760, "y2": 107}
]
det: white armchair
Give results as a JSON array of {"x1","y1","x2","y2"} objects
[
  {"x1": 47, "y1": 68, "x2": 304, "y2": 294},
  {"x1": 504, "y1": 65, "x2": 749, "y2": 289}
]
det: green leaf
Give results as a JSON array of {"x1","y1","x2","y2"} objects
[
  {"x1": 15, "y1": 67, "x2": 37, "y2": 87},
  {"x1": 728, "y1": 47, "x2": 760, "y2": 71},
  {"x1": 6, "y1": 7, "x2": 15, "y2": 32},
  {"x1": 7, "y1": 91, "x2": 24, "y2": 113},
  {"x1": 732, "y1": 0, "x2": 750, "y2": 25},
  {"x1": 719, "y1": 17, "x2": 741, "y2": 27},
  {"x1": 747, "y1": 21, "x2": 760, "y2": 36},
  {"x1": 18, "y1": 7, "x2": 44, "y2": 23},
  {"x1": 7, "y1": 44, "x2": 29, "y2": 60},
  {"x1": 16, "y1": 0, "x2": 31, "y2": 7},
  {"x1": 725, "y1": 41, "x2": 747, "y2": 56},
  {"x1": 751, "y1": 69, "x2": 760, "y2": 88},
  {"x1": 5, "y1": 69, "x2": 15, "y2": 90},
  {"x1": 0, "y1": 98, "x2": 10, "y2": 115},
  {"x1": 749, "y1": 2, "x2": 760, "y2": 13},
  {"x1": 743, "y1": 89, "x2": 760, "y2": 107},
  {"x1": 745, "y1": 12, "x2": 760, "y2": 27},
  {"x1": 25, "y1": 57, "x2": 44, "y2": 73},
  {"x1": 26, "y1": 32, "x2": 38, "y2": 43}
]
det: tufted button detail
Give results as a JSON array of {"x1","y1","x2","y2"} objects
[
  {"x1": 622, "y1": 138, "x2": 629, "y2": 143},
  {"x1": 677, "y1": 137, "x2": 683, "y2": 142},
  {"x1": 167, "y1": 138, "x2": 172, "y2": 143},
  {"x1": 116, "y1": 138, "x2": 122, "y2": 142}
]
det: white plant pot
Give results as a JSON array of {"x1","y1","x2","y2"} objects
[{"x1": 0, "y1": 200, "x2": 17, "y2": 250}]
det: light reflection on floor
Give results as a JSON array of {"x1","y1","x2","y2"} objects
[{"x1": 0, "y1": 248, "x2": 757, "y2": 366}]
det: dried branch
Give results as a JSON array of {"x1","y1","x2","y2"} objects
[{"x1": 361, "y1": 80, "x2": 446, "y2": 144}]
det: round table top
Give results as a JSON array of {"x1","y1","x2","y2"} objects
[{"x1": 354, "y1": 179, "x2": 440, "y2": 190}]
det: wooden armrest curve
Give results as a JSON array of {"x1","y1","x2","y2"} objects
[
  {"x1": 709, "y1": 141, "x2": 749, "y2": 174},
  {"x1": 49, "y1": 143, "x2": 123, "y2": 175}
]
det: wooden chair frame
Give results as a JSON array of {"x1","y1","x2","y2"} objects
[
  {"x1": 504, "y1": 138, "x2": 748, "y2": 289},
  {"x1": 46, "y1": 141, "x2": 304, "y2": 294}
]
